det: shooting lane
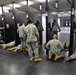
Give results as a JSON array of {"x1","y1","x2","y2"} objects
[
  {"x1": 3, "y1": 9, "x2": 14, "y2": 43},
  {"x1": 0, "y1": 13, "x2": 4, "y2": 44},
  {"x1": 29, "y1": 8, "x2": 44, "y2": 45},
  {"x1": 48, "y1": 3, "x2": 59, "y2": 42},
  {"x1": 14, "y1": 9, "x2": 27, "y2": 46},
  {"x1": 0, "y1": 0, "x2": 76, "y2": 75}
]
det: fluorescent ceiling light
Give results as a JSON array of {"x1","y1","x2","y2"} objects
[
  {"x1": 20, "y1": 1, "x2": 27, "y2": 5},
  {"x1": 37, "y1": 0, "x2": 49, "y2": 3},
  {"x1": 59, "y1": 12, "x2": 64, "y2": 14},
  {"x1": 26, "y1": 14, "x2": 29, "y2": 18},
  {"x1": 20, "y1": 1, "x2": 34, "y2": 6},
  {"x1": 3, "y1": 6, "x2": 11, "y2": 10},
  {"x1": 2, "y1": 17, "x2": 4, "y2": 20},
  {"x1": 8, "y1": 4, "x2": 21, "y2": 8},
  {"x1": 58, "y1": 13, "x2": 70, "y2": 17},
  {"x1": 51, "y1": 12, "x2": 58, "y2": 15},
  {"x1": 4, "y1": 10, "x2": 9, "y2": 13}
]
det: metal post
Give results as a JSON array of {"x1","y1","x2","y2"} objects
[
  {"x1": 26, "y1": 0, "x2": 29, "y2": 19},
  {"x1": 1, "y1": 5, "x2": 6, "y2": 42},
  {"x1": 12, "y1": 2, "x2": 17, "y2": 46},
  {"x1": 26, "y1": 0, "x2": 28, "y2": 7},
  {"x1": 39, "y1": 3, "x2": 42, "y2": 45},
  {"x1": 69, "y1": 0, "x2": 75, "y2": 56},
  {"x1": 46, "y1": 0, "x2": 49, "y2": 55},
  {"x1": 46, "y1": 0, "x2": 49, "y2": 43}
]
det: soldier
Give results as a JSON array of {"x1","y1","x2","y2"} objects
[
  {"x1": 25, "y1": 19, "x2": 42, "y2": 62},
  {"x1": 52, "y1": 19, "x2": 61, "y2": 34},
  {"x1": 46, "y1": 34, "x2": 63, "y2": 61},
  {"x1": 1, "y1": 40, "x2": 15, "y2": 49},
  {"x1": 17, "y1": 21, "x2": 27, "y2": 50},
  {"x1": 7, "y1": 44, "x2": 28, "y2": 53},
  {"x1": 65, "y1": 53, "x2": 76, "y2": 61}
]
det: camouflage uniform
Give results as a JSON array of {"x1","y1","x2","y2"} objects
[
  {"x1": 10, "y1": 44, "x2": 22, "y2": 51},
  {"x1": 46, "y1": 39, "x2": 63, "y2": 55},
  {"x1": 25, "y1": 23, "x2": 39, "y2": 58},
  {"x1": 17, "y1": 25, "x2": 26, "y2": 49},
  {"x1": 70, "y1": 53, "x2": 76, "y2": 59},
  {"x1": 6, "y1": 41, "x2": 15, "y2": 47}
]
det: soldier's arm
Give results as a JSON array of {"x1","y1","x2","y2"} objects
[
  {"x1": 58, "y1": 41, "x2": 64, "y2": 50},
  {"x1": 35, "y1": 26, "x2": 39, "y2": 40},
  {"x1": 46, "y1": 41, "x2": 50, "y2": 49},
  {"x1": 17, "y1": 29, "x2": 19, "y2": 33}
]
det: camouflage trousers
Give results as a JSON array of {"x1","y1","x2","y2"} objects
[
  {"x1": 27, "y1": 42, "x2": 39, "y2": 58},
  {"x1": 11, "y1": 44, "x2": 22, "y2": 51},
  {"x1": 6, "y1": 41, "x2": 15, "y2": 47},
  {"x1": 70, "y1": 53, "x2": 76, "y2": 59},
  {"x1": 20, "y1": 37, "x2": 26, "y2": 49}
]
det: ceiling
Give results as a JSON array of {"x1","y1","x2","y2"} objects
[{"x1": 0, "y1": 0, "x2": 74, "y2": 14}]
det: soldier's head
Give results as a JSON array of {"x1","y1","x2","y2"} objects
[
  {"x1": 53, "y1": 34, "x2": 58, "y2": 39},
  {"x1": 54, "y1": 19, "x2": 56, "y2": 22},
  {"x1": 27, "y1": 19, "x2": 33, "y2": 24},
  {"x1": 22, "y1": 21, "x2": 26, "y2": 26}
]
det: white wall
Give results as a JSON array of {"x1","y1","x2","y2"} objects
[{"x1": 42, "y1": 15, "x2": 46, "y2": 44}]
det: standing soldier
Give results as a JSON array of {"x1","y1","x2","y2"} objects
[
  {"x1": 25, "y1": 19, "x2": 42, "y2": 62},
  {"x1": 17, "y1": 21, "x2": 27, "y2": 50}
]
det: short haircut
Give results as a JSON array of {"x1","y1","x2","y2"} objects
[
  {"x1": 53, "y1": 34, "x2": 58, "y2": 39},
  {"x1": 27, "y1": 19, "x2": 33, "y2": 24}
]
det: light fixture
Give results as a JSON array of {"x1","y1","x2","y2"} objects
[
  {"x1": 26, "y1": 14, "x2": 29, "y2": 18},
  {"x1": 66, "y1": 21, "x2": 68, "y2": 26},
  {"x1": 12, "y1": 15, "x2": 15, "y2": 19},
  {"x1": 20, "y1": 1, "x2": 27, "y2": 5},
  {"x1": 4, "y1": 10, "x2": 9, "y2": 13},
  {"x1": 58, "y1": 13, "x2": 70, "y2": 17},
  {"x1": 8, "y1": 4, "x2": 21, "y2": 8},
  {"x1": 20, "y1": 1, "x2": 34, "y2": 6},
  {"x1": 37, "y1": 0, "x2": 49, "y2": 3},
  {"x1": 3, "y1": 6, "x2": 11, "y2": 10},
  {"x1": 2, "y1": 16, "x2": 4, "y2": 20},
  {"x1": 55, "y1": 1, "x2": 58, "y2": 8},
  {"x1": 39, "y1": 4, "x2": 42, "y2": 10},
  {"x1": 6, "y1": 24, "x2": 9, "y2": 28},
  {"x1": 69, "y1": 21, "x2": 71, "y2": 26},
  {"x1": 59, "y1": 12, "x2": 64, "y2": 14},
  {"x1": 51, "y1": 12, "x2": 58, "y2": 15}
]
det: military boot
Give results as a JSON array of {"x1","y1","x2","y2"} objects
[
  {"x1": 48, "y1": 53, "x2": 52, "y2": 59},
  {"x1": 54, "y1": 55, "x2": 60, "y2": 61},
  {"x1": 30, "y1": 57, "x2": 34, "y2": 62},
  {"x1": 3, "y1": 44, "x2": 6, "y2": 49},
  {"x1": 35, "y1": 57, "x2": 42, "y2": 62},
  {"x1": 65, "y1": 57, "x2": 72, "y2": 61},
  {"x1": 12, "y1": 50, "x2": 17, "y2": 53}
]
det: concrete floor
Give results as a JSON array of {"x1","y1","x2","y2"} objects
[
  {"x1": 0, "y1": 46, "x2": 76, "y2": 75},
  {"x1": 0, "y1": 28, "x2": 76, "y2": 75}
]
